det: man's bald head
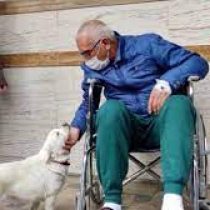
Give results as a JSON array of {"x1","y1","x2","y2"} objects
[{"x1": 76, "y1": 20, "x2": 115, "y2": 47}]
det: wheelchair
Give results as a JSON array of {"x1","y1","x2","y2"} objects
[{"x1": 75, "y1": 76, "x2": 210, "y2": 210}]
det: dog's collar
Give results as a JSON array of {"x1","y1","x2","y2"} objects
[{"x1": 51, "y1": 160, "x2": 70, "y2": 166}]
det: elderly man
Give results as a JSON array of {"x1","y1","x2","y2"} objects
[{"x1": 64, "y1": 20, "x2": 209, "y2": 210}]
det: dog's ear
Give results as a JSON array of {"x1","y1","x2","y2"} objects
[{"x1": 39, "y1": 149, "x2": 51, "y2": 163}]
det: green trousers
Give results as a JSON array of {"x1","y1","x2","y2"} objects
[{"x1": 95, "y1": 95, "x2": 196, "y2": 204}]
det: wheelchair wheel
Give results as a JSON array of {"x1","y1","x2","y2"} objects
[
  {"x1": 89, "y1": 163, "x2": 104, "y2": 205},
  {"x1": 76, "y1": 133, "x2": 103, "y2": 210},
  {"x1": 88, "y1": 149, "x2": 104, "y2": 206},
  {"x1": 75, "y1": 192, "x2": 86, "y2": 210},
  {"x1": 84, "y1": 148, "x2": 103, "y2": 210},
  {"x1": 197, "y1": 114, "x2": 208, "y2": 199},
  {"x1": 189, "y1": 112, "x2": 208, "y2": 210},
  {"x1": 75, "y1": 131, "x2": 91, "y2": 210}
]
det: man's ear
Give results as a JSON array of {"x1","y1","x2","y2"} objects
[{"x1": 39, "y1": 149, "x2": 51, "y2": 163}]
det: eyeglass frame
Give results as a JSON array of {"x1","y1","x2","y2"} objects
[{"x1": 79, "y1": 39, "x2": 101, "y2": 58}]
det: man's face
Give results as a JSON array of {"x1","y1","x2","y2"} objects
[{"x1": 77, "y1": 35, "x2": 110, "y2": 61}]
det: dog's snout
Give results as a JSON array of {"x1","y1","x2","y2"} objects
[
  {"x1": 61, "y1": 123, "x2": 71, "y2": 135},
  {"x1": 62, "y1": 123, "x2": 70, "y2": 131}
]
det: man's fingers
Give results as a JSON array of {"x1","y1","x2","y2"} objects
[
  {"x1": 63, "y1": 129, "x2": 79, "y2": 152},
  {"x1": 159, "y1": 91, "x2": 169, "y2": 109},
  {"x1": 151, "y1": 89, "x2": 161, "y2": 114},
  {"x1": 156, "y1": 91, "x2": 166, "y2": 111},
  {"x1": 63, "y1": 145, "x2": 71, "y2": 151},
  {"x1": 65, "y1": 140, "x2": 75, "y2": 146},
  {"x1": 64, "y1": 142, "x2": 73, "y2": 146},
  {"x1": 148, "y1": 95, "x2": 152, "y2": 114},
  {"x1": 149, "y1": 83, "x2": 171, "y2": 115},
  {"x1": 63, "y1": 140, "x2": 77, "y2": 151},
  {"x1": 157, "y1": 91, "x2": 169, "y2": 112},
  {"x1": 153, "y1": 95, "x2": 159, "y2": 113},
  {"x1": 148, "y1": 89, "x2": 156, "y2": 114}
]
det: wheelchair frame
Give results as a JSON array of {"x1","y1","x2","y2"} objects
[{"x1": 75, "y1": 77, "x2": 210, "y2": 210}]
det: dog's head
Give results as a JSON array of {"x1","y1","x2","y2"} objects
[{"x1": 39, "y1": 123, "x2": 71, "y2": 164}]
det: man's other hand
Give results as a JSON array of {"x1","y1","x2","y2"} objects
[
  {"x1": 148, "y1": 88, "x2": 170, "y2": 114},
  {"x1": 63, "y1": 127, "x2": 80, "y2": 151}
]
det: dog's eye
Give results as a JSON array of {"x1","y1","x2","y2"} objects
[{"x1": 56, "y1": 131, "x2": 59, "y2": 136}]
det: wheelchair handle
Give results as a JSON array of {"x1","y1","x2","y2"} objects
[
  {"x1": 188, "y1": 75, "x2": 200, "y2": 82},
  {"x1": 201, "y1": 150, "x2": 210, "y2": 156},
  {"x1": 187, "y1": 76, "x2": 200, "y2": 102}
]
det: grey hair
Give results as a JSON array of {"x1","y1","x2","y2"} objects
[{"x1": 76, "y1": 19, "x2": 115, "y2": 44}]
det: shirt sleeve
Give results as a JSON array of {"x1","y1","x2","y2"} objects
[
  {"x1": 149, "y1": 34, "x2": 209, "y2": 92},
  {"x1": 70, "y1": 77, "x2": 89, "y2": 136},
  {"x1": 70, "y1": 74, "x2": 102, "y2": 137}
]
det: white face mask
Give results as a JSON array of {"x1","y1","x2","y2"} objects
[{"x1": 85, "y1": 44, "x2": 110, "y2": 71}]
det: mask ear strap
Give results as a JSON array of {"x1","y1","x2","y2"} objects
[
  {"x1": 106, "y1": 42, "x2": 111, "y2": 50},
  {"x1": 106, "y1": 43, "x2": 111, "y2": 58},
  {"x1": 94, "y1": 41, "x2": 101, "y2": 57}
]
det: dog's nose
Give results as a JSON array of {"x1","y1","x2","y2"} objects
[{"x1": 62, "y1": 122, "x2": 70, "y2": 131}]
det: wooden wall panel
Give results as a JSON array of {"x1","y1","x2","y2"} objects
[
  {"x1": 0, "y1": 51, "x2": 82, "y2": 68},
  {"x1": 0, "y1": 0, "x2": 166, "y2": 15},
  {"x1": 0, "y1": 45, "x2": 209, "y2": 68}
]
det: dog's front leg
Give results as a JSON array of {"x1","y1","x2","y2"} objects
[{"x1": 44, "y1": 196, "x2": 56, "y2": 210}]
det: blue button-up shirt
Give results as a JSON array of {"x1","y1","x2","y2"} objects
[{"x1": 71, "y1": 32, "x2": 209, "y2": 135}]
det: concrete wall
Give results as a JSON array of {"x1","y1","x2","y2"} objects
[{"x1": 0, "y1": 0, "x2": 210, "y2": 176}]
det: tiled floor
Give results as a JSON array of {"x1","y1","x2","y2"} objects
[{"x1": 1, "y1": 175, "x2": 209, "y2": 210}]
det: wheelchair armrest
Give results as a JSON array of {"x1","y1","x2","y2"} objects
[
  {"x1": 187, "y1": 76, "x2": 200, "y2": 101},
  {"x1": 188, "y1": 75, "x2": 200, "y2": 83}
]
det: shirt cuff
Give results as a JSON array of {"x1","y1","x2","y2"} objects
[{"x1": 154, "y1": 79, "x2": 172, "y2": 94}]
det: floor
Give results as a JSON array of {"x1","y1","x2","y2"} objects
[{"x1": 1, "y1": 175, "x2": 209, "y2": 210}]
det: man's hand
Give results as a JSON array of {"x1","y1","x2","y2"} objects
[
  {"x1": 148, "y1": 88, "x2": 170, "y2": 114},
  {"x1": 148, "y1": 80, "x2": 172, "y2": 114},
  {"x1": 63, "y1": 127, "x2": 80, "y2": 151}
]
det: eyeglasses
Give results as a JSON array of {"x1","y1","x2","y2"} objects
[{"x1": 79, "y1": 40, "x2": 101, "y2": 58}]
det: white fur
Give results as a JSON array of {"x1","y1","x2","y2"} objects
[{"x1": 0, "y1": 125, "x2": 71, "y2": 210}]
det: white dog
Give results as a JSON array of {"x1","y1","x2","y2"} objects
[{"x1": 0, "y1": 123, "x2": 71, "y2": 210}]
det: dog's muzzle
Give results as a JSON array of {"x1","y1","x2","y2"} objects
[{"x1": 62, "y1": 122, "x2": 71, "y2": 131}]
